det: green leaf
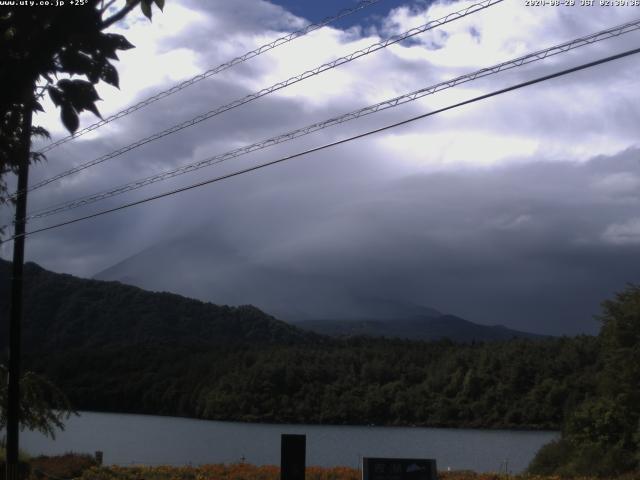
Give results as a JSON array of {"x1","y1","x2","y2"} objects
[
  {"x1": 55, "y1": 79, "x2": 103, "y2": 123},
  {"x1": 31, "y1": 126, "x2": 50, "y2": 139},
  {"x1": 87, "y1": 69, "x2": 100, "y2": 84},
  {"x1": 85, "y1": 102, "x2": 102, "y2": 119},
  {"x1": 154, "y1": 0, "x2": 165, "y2": 10},
  {"x1": 141, "y1": 0, "x2": 152, "y2": 20},
  {"x1": 102, "y1": 48, "x2": 119, "y2": 61},
  {"x1": 104, "y1": 33, "x2": 135, "y2": 51},
  {"x1": 100, "y1": 63, "x2": 119, "y2": 88},
  {"x1": 30, "y1": 151, "x2": 47, "y2": 164},
  {"x1": 61, "y1": 104, "x2": 79, "y2": 133},
  {"x1": 59, "y1": 80, "x2": 102, "y2": 119},
  {"x1": 58, "y1": 79, "x2": 100, "y2": 104},
  {"x1": 98, "y1": 34, "x2": 121, "y2": 59},
  {"x1": 47, "y1": 86, "x2": 63, "y2": 107},
  {"x1": 58, "y1": 50, "x2": 95, "y2": 77}
]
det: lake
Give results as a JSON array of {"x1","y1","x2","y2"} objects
[{"x1": 22, "y1": 412, "x2": 558, "y2": 473}]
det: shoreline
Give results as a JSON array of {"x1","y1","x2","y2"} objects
[{"x1": 74, "y1": 409, "x2": 561, "y2": 433}]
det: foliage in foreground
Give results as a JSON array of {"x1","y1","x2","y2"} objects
[
  {"x1": 528, "y1": 284, "x2": 640, "y2": 477},
  {"x1": 0, "y1": 438, "x2": 29, "y2": 462},
  {"x1": 77, "y1": 464, "x2": 353, "y2": 480},
  {"x1": 71, "y1": 463, "x2": 630, "y2": 480},
  {"x1": 28, "y1": 453, "x2": 97, "y2": 480},
  {"x1": 0, "y1": 364, "x2": 75, "y2": 438},
  {"x1": 0, "y1": 0, "x2": 166, "y2": 208},
  {"x1": 7, "y1": 456, "x2": 637, "y2": 480}
]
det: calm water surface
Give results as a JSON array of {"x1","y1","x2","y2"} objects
[{"x1": 22, "y1": 412, "x2": 558, "y2": 473}]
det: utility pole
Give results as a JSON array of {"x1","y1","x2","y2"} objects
[{"x1": 6, "y1": 89, "x2": 33, "y2": 480}]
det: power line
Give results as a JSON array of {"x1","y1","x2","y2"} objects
[
  {"x1": 4, "y1": 45, "x2": 638, "y2": 245},
  {"x1": 18, "y1": 0, "x2": 503, "y2": 198},
  {"x1": 36, "y1": 0, "x2": 386, "y2": 154},
  {"x1": 21, "y1": 18, "x2": 640, "y2": 223}
]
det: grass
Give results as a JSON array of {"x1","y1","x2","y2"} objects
[
  {"x1": 73, "y1": 463, "x2": 633, "y2": 480},
  {"x1": 0, "y1": 442, "x2": 30, "y2": 463},
  {"x1": 0, "y1": 454, "x2": 631, "y2": 480},
  {"x1": 28, "y1": 452, "x2": 97, "y2": 479}
]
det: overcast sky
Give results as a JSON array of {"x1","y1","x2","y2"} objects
[{"x1": 2, "y1": 0, "x2": 640, "y2": 335}]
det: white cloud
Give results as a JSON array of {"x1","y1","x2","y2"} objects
[
  {"x1": 20, "y1": 0, "x2": 640, "y2": 227},
  {"x1": 593, "y1": 172, "x2": 640, "y2": 196},
  {"x1": 602, "y1": 218, "x2": 640, "y2": 245},
  {"x1": 377, "y1": 130, "x2": 539, "y2": 168},
  {"x1": 31, "y1": 0, "x2": 640, "y2": 174}
]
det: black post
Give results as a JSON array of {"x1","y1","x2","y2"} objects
[
  {"x1": 6, "y1": 92, "x2": 33, "y2": 480},
  {"x1": 280, "y1": 434, "x2": 306, "y2": 480}
]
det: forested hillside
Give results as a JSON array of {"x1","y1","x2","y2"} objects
[
  {"x1": 0, "y1": 260, "x2": 314, "y2": 353},
  {"x1": 1, "y1": 259, "x2": 599, "y2": 430},
  {"x1": 293, "y1": 315, "x2": 546, "y2": 342},
  {"x1": 25, "y1": 336, "x2": 599, "y2": 429}
]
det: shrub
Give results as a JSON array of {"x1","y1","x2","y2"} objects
[
  {"x1": 527, "y1": 438, "x2": 572, "y2": 475},
  {"x1": 28, "y1": 453, "x2": 97, "y2": 480}
]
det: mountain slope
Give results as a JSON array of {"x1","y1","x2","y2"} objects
[
  {"x1": 0, "y1": 259, "x2": 313, "y2": 354},
  {"x1": 92, "y1": 230, "x2": 446, "y2": 323},
  {"x1": 294, "y1": 315, "x2": 546, "y2": 342}
]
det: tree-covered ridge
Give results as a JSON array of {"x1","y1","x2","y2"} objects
[
  {"x1": 26, "y1": 335, "x2": 599, "y2": 430},
  {"x1": 294, "y1": 316, "x2": 546, "y2": 342},
  {"x1": 1, "y1": 259, "x2": 601, "y2": 430},
  {"x1": 0, "y1": 259, "x2": 315, "y2": 353},
  {"x1": 528, "y1": 285, "x2": 640, "y2": 477}
]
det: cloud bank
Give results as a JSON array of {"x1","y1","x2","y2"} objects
[{"x1": 2, "y1": 0, "x2": 639, "y2": 335}]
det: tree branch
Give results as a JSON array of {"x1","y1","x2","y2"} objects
[
  {"x1": 100, "y1": 0, "x2": 141, "y2": 29},
  {"x1": 100, "y1": 0, "x2": 118, "y2": 14}
]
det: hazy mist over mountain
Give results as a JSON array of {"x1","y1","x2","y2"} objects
[{"x1": 93, "y1": 226, "x2": 444, "y2": 323}]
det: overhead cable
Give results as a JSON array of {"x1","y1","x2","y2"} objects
[
  {"x1": 19, "y1": 0, "x2": 503, "y2": 198},
  {"x1": 22, "y1": 18, "x2": 640, "y2": 222},
  {"x1": 4, "y1": 45, "x2": 638, "y2": 244},
  {"x1": 36, "y1": 0, "x2": 386, "y2": 154}
]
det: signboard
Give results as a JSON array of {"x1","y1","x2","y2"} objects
[
  {"x1": 362, "y1": 458, "x2": 437, "y2": 480},
  {"x1": 281, "y1": 434, "x2": 306, "y2": 480}
]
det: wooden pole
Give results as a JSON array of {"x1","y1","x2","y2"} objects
[{"x1": 6, "y1": 90, "x2": 33, "y2": 480}]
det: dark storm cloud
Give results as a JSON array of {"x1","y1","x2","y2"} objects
[
  {"x1": 67, "y1": 142, "x2": 640, "y2": 337},
  {"x1": 5, "y1": 0, "x2": 640, "y2": 338},
  {"x1": 241, "y1": 149, "x2": 640, "y2": 335}
]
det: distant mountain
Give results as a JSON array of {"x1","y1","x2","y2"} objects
[
  {"x1": 0, "y1": 259, "x2": 542, "y2": 357},
  {"x1": 92, "y1": 230, "x2": 445, "y2": 323},
  {"x1": 93, "y1": 231, "x2": 546, "y2": 342},
  {"x1": 293, "y1": 315, "x2": 547, "y2": 342},
  {"x1": 0, "y1": 259, "x2": 313, "y2": 354}
]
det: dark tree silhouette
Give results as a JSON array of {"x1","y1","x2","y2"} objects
[
  {"x1": 0, "y1": 2, "x2": 165, "y2": 475},
  {"x1": 529, "y1": 284, "x2": 640, "y2": 477},
  {"x1": 0, "y1": 364, "x2": 75, "y2": 439},
  {"x1": 0, "y1": 0, "x2": 164, "y2": 206}
]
